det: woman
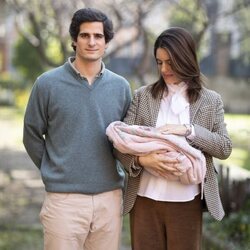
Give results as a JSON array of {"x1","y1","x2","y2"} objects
[{"x1": 115, "y1": 27, "x2": 232, "y2": 250}]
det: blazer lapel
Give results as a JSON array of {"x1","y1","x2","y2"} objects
[
  {"x1": 148, "y1": 89, "x2": 163, "y2": 127},
  {"x1": 190, "y1": 89, "x2": 204, "y2": 123}
]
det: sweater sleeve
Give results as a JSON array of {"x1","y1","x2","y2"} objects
[
  {"x1": 114, "y1": 89, "x2": 143, "y2": 177},
  {"x1": 121, "y1": 80, "x2": 132, "y2": 120},
  {"x1": 23, "y1": 79, "x2": 48, "y2": 169}
]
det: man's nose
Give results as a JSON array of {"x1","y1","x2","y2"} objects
[{"x1": 88, "y1": 36, "x2": 96, "y2": 46}]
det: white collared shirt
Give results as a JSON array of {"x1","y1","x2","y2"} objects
[{"x1": 138, "y1": 82, "x2": 200, "y2": 202}]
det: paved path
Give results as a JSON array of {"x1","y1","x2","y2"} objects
[{"x1": 0, "y1": 112, "x2": 131, "y2": 250}]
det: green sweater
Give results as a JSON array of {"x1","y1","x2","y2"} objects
[{"x1": 23, "y1": 60, "x2": 131, "y2": 194}]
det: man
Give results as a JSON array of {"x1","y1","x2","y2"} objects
[{"x1": 23, "y1": 8, "x2": 131, "y2": 250}]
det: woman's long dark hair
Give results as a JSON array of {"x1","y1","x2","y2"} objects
[{"x1": 151, "y1": 27, "x2": 204, "y2": 103}]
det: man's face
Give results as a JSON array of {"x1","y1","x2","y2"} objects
[{"x1": 73, "y1": 22, "x2": 108, "y2": 63}]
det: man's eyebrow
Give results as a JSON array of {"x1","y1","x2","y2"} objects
[{"x1": 79, "y1": 32, "x2": 104, "y2": 35}]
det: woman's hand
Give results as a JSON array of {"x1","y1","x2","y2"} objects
[
  {"x1": 157, "y1": 124, "x2": 189, "y2": 136},
  {"x1": 138, "y1": 151, "x2": 183, "y2": 177}
]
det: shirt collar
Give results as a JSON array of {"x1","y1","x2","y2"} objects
[
  {"x1": 163, "y1": 82, "x2": 189, "y2": 115},
  {"x1": 68, "y1": 56, "x2": 105, "y2": 78}
]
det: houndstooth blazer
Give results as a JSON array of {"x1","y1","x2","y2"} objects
[{"x1": 115, "y1": 84, "x2": 232, "y2": 221}]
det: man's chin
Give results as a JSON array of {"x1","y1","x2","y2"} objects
[{"x1": 84, "y1": 56, "x2": 102, "y2": 62}]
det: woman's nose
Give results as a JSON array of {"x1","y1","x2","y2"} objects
[{"x1": 161, "y1": 63, "x2": 170, "y2": 73}]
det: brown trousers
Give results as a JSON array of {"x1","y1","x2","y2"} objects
[{"x1": 130, "y1": 195, "x2": 202, "y2": 250}]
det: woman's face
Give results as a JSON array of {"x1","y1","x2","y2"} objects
[{"x1": 155, "y1": 48, "x2": 181, "y2": 85}]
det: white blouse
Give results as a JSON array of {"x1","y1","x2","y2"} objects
[{"x1": 137, "y1": 82, "x2": 200, "y2": 202}]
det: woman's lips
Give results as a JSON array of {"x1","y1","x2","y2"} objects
[{"x1": 162, "y1": 73, "x2": 174, "y2": 78}]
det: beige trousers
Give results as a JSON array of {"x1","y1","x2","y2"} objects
[{"x1": 39, "y1": 189, "x2": 122, "y2": 250}]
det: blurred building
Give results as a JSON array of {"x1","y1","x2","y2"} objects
[{"x1": 0, "y1": 1, "x2": 16, "y2": 74}]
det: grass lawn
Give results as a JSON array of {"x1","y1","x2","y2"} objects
[
  {"x1": 0, "y1": 226, "x2": 43, "y2": 250},
  {"x1": 0, "y1": 106, "x2": 23, "y2": 122},
  {"x1": 221, "y1": 114, "x2": 250, "y2": 171}
]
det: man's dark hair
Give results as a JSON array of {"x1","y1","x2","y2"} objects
[{"x1": 69, "y1": 8, "x2": 114, "y2": 51}]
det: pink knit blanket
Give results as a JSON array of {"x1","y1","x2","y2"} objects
[{"x1": 106, "y1": 121, "x2": 206, "y2": 185}]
